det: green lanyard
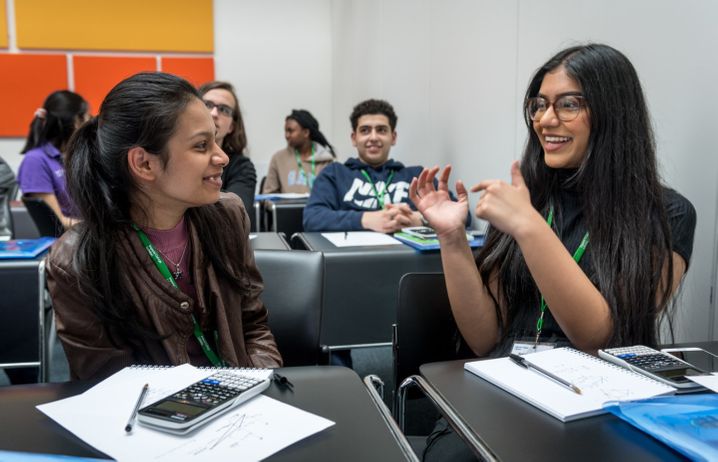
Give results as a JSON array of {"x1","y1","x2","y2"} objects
[
  {"x1": 294, "y1": 144, "x2": 316, "y2": 188},
  {"x1": 534, "y1": 207, "x2": 590, "y2": 345},
  {"x1": 131, "y1": 224, "x2": 225, "y2": 367},
  {"x1": 361, "y1": 170, "x2": 395, "y2": 209}
]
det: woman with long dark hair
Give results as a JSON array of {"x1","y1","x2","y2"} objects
[
  {"x1": 17, "y1": 90, "x2": 89, "y2": 229},
  {"x1": 413, "y1": 42, "x2": 697, "y2": 461},
  {"x1": 414, "y1": 43, "x2": 696, "y2": 356},
  {"x1": 263, "y1": 109, "x2": 335, "y2": 194},
  {"x1": 47, "y1": 72, "x2": 282, "y2": 380},
  {"x1": 198, "y1": 81, "x2": 257, "y2": 211}
]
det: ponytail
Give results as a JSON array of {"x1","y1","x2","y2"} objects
[{"x1": 287, "y1": 109, "x2": 336, "y2": 157}]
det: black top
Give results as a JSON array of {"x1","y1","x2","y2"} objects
[
  {"x1": 221, "y1": 153, "x2": 257, "y2": 212},
  {"x1": 490, "y1": 185, "x2": 697, "y2": 357}
]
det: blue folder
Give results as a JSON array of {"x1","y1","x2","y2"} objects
[
  {"x1": 0, "y1": 237, "x2": 56, "y2": 259},
  {"x1": 393, "y1": 232, "x2": 485, "y2": 252},
  {"x1": 604, "y1": 393, "x2": 718, "y2": 461}
]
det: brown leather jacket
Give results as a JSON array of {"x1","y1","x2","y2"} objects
[{"x1": 47, "y1": 194, "x2": 282, "y2": 380}]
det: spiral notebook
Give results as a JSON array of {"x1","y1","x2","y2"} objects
[{"x1": 464, "y1": 347, "x2": 676, "y2": 422}]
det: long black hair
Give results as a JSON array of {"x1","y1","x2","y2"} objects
[
  {"x1": 22, "y1": 90, "x2": 88, "y2": 154},
  {"x1": 198, "y1": 81, "x2": 248, "y2": 157},
  {"x1": 286, "y1": 109, "x2": 336, "y2": 157},
  {"x1": 476, "y1": 44, "x2": 673, "y2": 348},
  {"x1": 65, "y1": 72, "x2": 252, "y2": 348}
]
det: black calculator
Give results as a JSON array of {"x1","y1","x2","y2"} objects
[
  {"x1": 598, "y1": 345, "x2": 707, "y2": 389},
  {"x1": 138, "y1": 371, "x2": 271, "y2": 434}
]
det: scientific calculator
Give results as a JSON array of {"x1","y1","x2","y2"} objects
[
  {"x1": 599, "y1": 345, "x2": 707, "y2": 390},
  {"x1": 138, "y1": 371, "x2": 271, "y2": 434}
]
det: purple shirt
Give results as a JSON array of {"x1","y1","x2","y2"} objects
[{"x1": 17, "y1": 143, "x2": 76, "y2": 217}]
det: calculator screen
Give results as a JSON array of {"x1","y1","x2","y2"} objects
[
  {"x1": 155, "y1": 400, "x2": 207, "y2": 417},
  {"x1": 652, "y1": 365, "x2": 705, "y2": 382}
]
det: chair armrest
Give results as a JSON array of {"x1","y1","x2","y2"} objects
[
  {"x1": 363, "y1": 374, "x2": 419, "y2": 462},
  {"x1": 396, "y1": 375, "x2": 499, "y2": 462}
]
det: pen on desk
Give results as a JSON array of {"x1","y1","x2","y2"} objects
[
  {"x1": 125, "y1": 383, "x2": 149, "y2": 433},
  {"x1": 509, "y1": 354, "x2": 582, "y2": 395},
  {"x1": 344, "y1": 231, "x2": 348, "y2": 240}
]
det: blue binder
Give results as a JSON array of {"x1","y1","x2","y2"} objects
[{"x1": 0, "y1": 237, "x2": 56, "y2": 259}]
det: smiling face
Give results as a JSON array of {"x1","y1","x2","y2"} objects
[
  {"x1": 150, "y1": 98, "x2": 229, "y2": 213},
  {"x1": 351, "y1": 114, "x2": 397, "y2": 167},
  {"x1": 533, "y1": 67, "x2": 590, "y2": 169},
  {"x1": 202, "y1": 88, "x2": 236, "y2": 147}
]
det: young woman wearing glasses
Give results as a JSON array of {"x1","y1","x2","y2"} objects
[
  {"x1": 413, "y1": 42, "x2": 696, "y2": 461},
  {"x1": 47, "y1": 73, "x2": 282, "y2": 380},
  {"x1": 198, "y1": 81, "x2": 257, "y2": 212}
]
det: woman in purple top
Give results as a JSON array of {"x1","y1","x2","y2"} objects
[{"x1": 17, "y1": 90, "x2": 89, "y2": 229}]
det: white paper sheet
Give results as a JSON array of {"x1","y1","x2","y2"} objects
[
  {"x1": 687, "y1": 372, "x2": 718, "y2": 392},
  {"x1": 37, "y1": 365, "x2": 334, "y2": 462},
  {"x1": 321, "y1": 231, "x2": 401, "y2": 247}
]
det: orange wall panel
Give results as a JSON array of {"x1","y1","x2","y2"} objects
[
  {"x1": 0, "y1": 54, "x2": 68, "y2": 137},
  {"x1": 0, "y1": 0, "x2": 7, "y2": 48},
  {"x1": 161, "y1": 57, "x2": 215, "y2": 87},
  {"x1": 74, "y1": 56, "x2": 157, "y2": 115},
  {"x1": 15, "y1": 0, "x2": 213, "y2": 52}
]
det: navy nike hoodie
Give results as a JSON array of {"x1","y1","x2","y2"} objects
[{"x1": 303, "y1": 157, "x2": 423, "y2": 231}]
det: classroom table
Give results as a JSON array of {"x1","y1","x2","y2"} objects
[
  {"x1": 250, "y1": 232, "x2": 291, "y2": 250},
  {"x1": 0, "y1": 254, "x2": 49, "y2": 382},
  {"x1": 417, "y1": 342, "x2": 718, "y2": 461},
  {"x1": 293, "y1": 232, "x2": 443, "y2": 348},
  {"x1": 0, "y1": 366, "x2": 411, "y2": 461}
]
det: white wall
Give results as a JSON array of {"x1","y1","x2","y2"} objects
[
  {"x1": 214, "y1": 0, "x2": 334, "y2": 179},
  {"x1": 330, "y1": 0, "x2": 718, "y2": 342}
]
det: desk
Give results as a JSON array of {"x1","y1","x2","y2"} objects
[
  {"x1": 0, "y1": 366, "x2": 410, "y2": 461},
  {"x1": 294, "y1": 232, "x2": 443, "y2": 348},
  {"x1": 418, "y1": 344, "x2": 718, "y2": 462},
  {"x1": 0, "y1": 255, "x2": 48, "y2": 381},
  {"x1": 250, "y1": 232, "x2": 291, "y2": 250}
]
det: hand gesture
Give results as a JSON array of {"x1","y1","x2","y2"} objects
[
  {"x1": 409, "y1": 165, "x2": 469, "y2": 236},
  {"x1": 471, "y1": 161, "x2": 539, "y2": 237},
  {"x1": 361, "y1": 207, "x2": 414, "y2": 233}
]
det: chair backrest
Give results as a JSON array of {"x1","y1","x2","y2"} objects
[
  {"x1": 21, "y1": 196, "x2": 64, "y2": 238},
  {"x1": 253, "y1": 249, "x2": 324, "y2": 366},
  {"x1": 393, "y1": 272, "x2": 473, "y2": 388}
]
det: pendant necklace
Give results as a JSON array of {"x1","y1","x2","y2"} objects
[{"x1": 157, "y1": 241, "x2": 189, "y2": 281}]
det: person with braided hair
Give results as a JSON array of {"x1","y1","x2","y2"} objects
[{"x1": 263, "y1": 109, "x2": 336, "y2": 194}]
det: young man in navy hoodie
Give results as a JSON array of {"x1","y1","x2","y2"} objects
[{"x1": 303, "y1": 99, "x2": 425, "y2": 232}]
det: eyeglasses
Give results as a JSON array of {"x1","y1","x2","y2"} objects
[
  {"x1": 525, "y1": 95, "x2": 586, "y2": 122},
  {"x1": 204, "y1": 100, "x2": 234, "y2": 118}
]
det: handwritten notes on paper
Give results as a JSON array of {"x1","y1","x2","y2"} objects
[{"x1": 37, "y1": 364, "x2": 334, "y2": 462}]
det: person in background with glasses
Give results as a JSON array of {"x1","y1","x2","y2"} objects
[
  {"x1": 198, "y1": 81, "x2": 257, "y2": 215},
  {"x1": 411, "y1": 44, "x2": 696, "y2": 460},
  {"x1": 46, "y1": 73, "x2": 282, "y2": 380},
  {"x1": 262, "y1": 109, "x2": 336, "y2": 194}
]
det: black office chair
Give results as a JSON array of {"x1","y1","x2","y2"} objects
[
  {"x1": 21, "y1": 196, "x2": 64, "y2": 238},
  {"x1": 392, "y1": 272, "x2": 477, "y2": 453},
  {"x1": 253, "y1": 249, "x2": 325, "y2": 366}
]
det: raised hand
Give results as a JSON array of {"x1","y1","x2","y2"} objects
[
  {"x1": 471, "y1": 161, "x2": 540, "y2": 237},
  {"x1": 409, "y1": 165, "x2": 469, "y2": 236}
]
